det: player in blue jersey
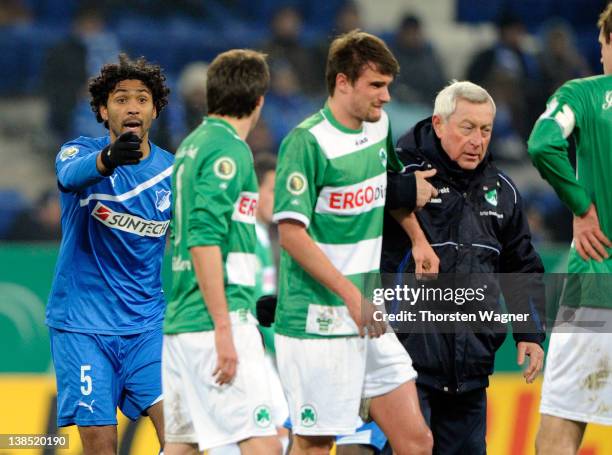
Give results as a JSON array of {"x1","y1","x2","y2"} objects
[{"x1": 46, "y1": 53, "x2": 172, "y2": 455}]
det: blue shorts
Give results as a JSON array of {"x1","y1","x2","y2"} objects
[
  {"x1": 283, "y1": 418, "x2": 387, "y2": 452},
  {"x1": 49, "y1": 327, "x2": 162, "y2": 427},
  {"x1": 336, "y1": 422, "x2": 387, "y2": 452}
]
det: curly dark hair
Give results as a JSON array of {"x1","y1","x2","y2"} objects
[{"x1": 89, "y1": 53, "x2": 170, "y2": 127}]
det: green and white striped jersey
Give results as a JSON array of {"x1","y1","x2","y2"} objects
[
  {"x1": 254, "y1": 222, "x2": 277, "y2": 352},
  {"x1": 528, "y1": 75, "x2": 612, "y2": 307},
  {"x1": 165, "y1": 117, "x2": 259, "y2": 333},
  {"x1": 254, "y1": 222, "x2": 276, "y2": 301},
  {"x1": 528, "y1": 75, "x2": 612, "y2": 232},
  {"x1": 273, "y1": 104, "x2": 402, "y2": 338}
]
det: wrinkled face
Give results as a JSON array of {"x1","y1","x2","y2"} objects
[
  {"x1": 599, "y1": 29, "x2": 612, "y2": 75},
  {"x1": 432, "y1": 99, "x2": 494, "y2": 170},
  {"x1": 257, "y1": 170, "x2": 275, "y2": 224},
  {"x1": 99, "y1": 79, "x2": 157, "y2": 141},
  {"x1": 344, "y1": 64, "x2": 393, "y2": 124}
]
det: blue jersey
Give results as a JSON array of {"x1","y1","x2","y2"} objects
[{"x1": 46, "y1": 136, "x2": 174, "y2": 335}]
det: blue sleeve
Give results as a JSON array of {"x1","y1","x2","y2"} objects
[{"x1": 56, "y1": 139, "x2": 107, "y2": 192}]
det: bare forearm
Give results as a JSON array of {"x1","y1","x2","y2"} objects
[
  {"x1": 278, "y1": 221, "x2": 359, "y2": 302},
  {"x1": 190, "y1": 245, "x2": 231, "y2": 329},
  {"x1": 390, "y1": 209, "x2": 428, "y2": 244}
]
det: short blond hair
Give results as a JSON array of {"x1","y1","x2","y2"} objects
[{"x1": 597, "y1": 2, "x2": 612, "y2": 43}]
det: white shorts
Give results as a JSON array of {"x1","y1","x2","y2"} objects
[
  {"x1": 264, "y1": 351, "x2": 290, "y2": 428},
  {"x1": 540, "y1": 307, "x2": 612, "y2": 425},
  {"x1": 162, "y1": 322, "x2": 277, "y2": 450},
  {"x1": 275, "y1": 332, "x2": 417, "y2": 435}
]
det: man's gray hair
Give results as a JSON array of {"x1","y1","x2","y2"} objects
[{"x1": 433, "y1": 80, "x2": 496, "y2": 121}]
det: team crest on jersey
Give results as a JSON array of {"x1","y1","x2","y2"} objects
[
  {"x1": 317, "y1": 315, "x2": 333, "y2": 332},
  {"x1": 603, "y1": 91, "x2": 612, "y2": 110},
  {"x1": 155, "y1": 189, "x2": 171, "y2": 212},
  {"x1": 379, "y1": 148, "x2": 387, "y2": 168},
  {"x1": 60, "y1": 146, "x2": 79, "y2": 162},
  {"x1": 253, "y1": 405, "x2": 272, "y2": 428},
  {"x1": 287, "y1": 172, "x2": 307, "y2": 195},
  {"x1": 484, "y1": 188, "x2": 498, "y2": 207},
  {"x1": 214, "y1": 156, "x2": 236, "y2": 179},
  {"x1": 300, "y1": 405, "x2": 317, "y2": 427}
]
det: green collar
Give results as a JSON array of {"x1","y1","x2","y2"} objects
[
  {"x1": 206, "y1": 116, "x2": 240, "y2": 137},
  {"x1": 321, "y1": 102, "x2": 363, "y2": 134}
]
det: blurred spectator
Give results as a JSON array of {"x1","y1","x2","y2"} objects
[
  {"x1": 333, "y1": 0, "x2": 361, "y2": 33},
  {"x1": 247, "y1": 118, "x2": 276, "y2": 156},
  {"x1": 262, "y1": 59, "x2": 317, "y2": 149},
  {"x1": 178, "y1": 62, "x2": 208, "y2": 129},
  {"x1": 391, "y1": 14, "x2": 447, "y2": 107},
  {"x1": 523, "y1": 191, "x2": 573, "y2": 244},
  {"x1": 466, "y1": 13, "x2": 542, "y2": 135},
  {"x1": 467, "y1": 12, "x2": 539, "y2": 85},
  {"x1": 156, "y1": 61, "x2": 209, "y2": 151},
  {"x1": 0, "y1": 189, "x2": 29, "y2": 240},
  {"x1": 41, "y1": 3, "x2": 120, "y2": 140},
  {"x1": 525, "y1": 203, "x2": 553, "y2": 245},
  {"x1": 485, "y1": 67, "x2": 531, "y2": 162},
  {"x1": 0, "y1": 0, "x2": 31, "y2": 26},
  {"x1": 311, "y1": 1, "x2": 363, "y2": 89},
  {"x1": 261, "y1": 5, "x2": 320, "y2": 94},
  {"x1": 68, "y1": 98, "x2": 107, "y2": 139},
  {"x1": 102, "y1": 0, "x2": 208, "y2": 20},
  {"x1": 4, "y1": 189, "x2": 61, "y2": 241},
  {"x1": 466, "y1": 12, "x2": 543, "y2": 162},
  {"x1": 538, "y1": 19, "x2": 591, "y2": 95}
]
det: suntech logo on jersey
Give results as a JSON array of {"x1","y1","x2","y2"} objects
[{"x1": 92, "y1": 202, "x2": 169, "y2": 237}]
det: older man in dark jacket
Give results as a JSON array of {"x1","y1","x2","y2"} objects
[{"x1": 381, "y1": 80, "x2": 545, "y2": 455}]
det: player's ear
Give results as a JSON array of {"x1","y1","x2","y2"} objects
[
  {"x1": 153, "y1": 105, "x2": 158, "y2": 119},
  {"x1": 335, "y1": 73, "x2": 350, "y2": 94},
  {"x1": 432, "y1": 114, "x2": 444, "y2": 139},
  {"x1": 99, "y1": 104, "x2": 109, "y2": 122}
]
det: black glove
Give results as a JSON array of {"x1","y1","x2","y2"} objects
[
  {"x1": 100, "y1": 132, "x2": 142, "y2": 170},
  {"x1": 256, "y1": 295, "x2": 277, "y2": 327}
]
